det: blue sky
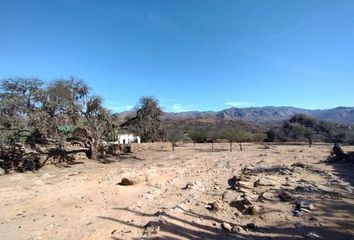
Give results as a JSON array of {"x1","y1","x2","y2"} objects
[{"x1": 0, "y1": 0, "x2": 353, "y2": 112}]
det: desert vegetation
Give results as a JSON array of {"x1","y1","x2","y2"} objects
[
  {"x1": 1, "y1": 79, "x2": 354, "y2": 240},
  {"x1": 1, "y1": 78, "x2": 353, "y2": 174}
]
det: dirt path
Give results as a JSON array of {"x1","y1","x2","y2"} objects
[{"x1": 1, "y1": 143, "x2": 354, "y2": 240}]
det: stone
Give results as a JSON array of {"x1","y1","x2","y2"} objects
[
  {"x1": 221, "y1": 222, "x2": 232, "y2": 232},
  {"x1": 296, "y1": 184, "x2": 322, "y2": 193},
  {"x1": 254, "y1": 178, "x2": 276, "y2": 187},
  {"x1": 236, "y1": 181, "x2": 254, "y2": 189},
  {"x1": 228, "y1": 176, "x2": 240, "y2": 188},
  {"x1": 293, "y1": 200, "x2": 314, "y2": 214},
  {"x1": 183, "y1": 181, "x2": 205, "y2": 192},
  {"x1": 143, "y1": 221, "x2": 161, "y2": 236},
  {"x1": 222, "y1": 191, "x2": 239, "y2": 203},
  {"x1": 231, "y1": 225, "x2": 246, "y2": 234},
  {"x1": 230, "y1": 197, "x2": 257, "y2": 215},
  {"x1": 293, "y1": 210, "x2": 302, "y2": 217},
  {"x1": 306, "y1": 232, "x2": 322, "y2": 239},
  {"x1": 208, "y1": 202, "x2": 220, "y2": 212},
  {"x1": 278, "y1": 191, "x2": 295, "y2": 202},
  {"x1": 118, "y1": 174, "x2": 146, "y2": 186},
  {"x1": 245, "y1": 223, "x2": 257, "y2": 231},
  {"x1": 119, "y1": 178, "x2": 135, "y2": 185},
  {"x1": 258, "y1": 190, "x2": 278, "y2": 202},
  {"x1": 291, "y1": 162, "x2": 306, "y2": 168}
]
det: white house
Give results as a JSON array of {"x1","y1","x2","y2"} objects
[{"x1": 114, "y1": 134, "x2": 141, "y2": 144}]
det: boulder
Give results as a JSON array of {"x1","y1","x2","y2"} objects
[{"x1": 221, "y1": 222, "x2": 232, "y2": 232}]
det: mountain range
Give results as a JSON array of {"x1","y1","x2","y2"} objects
[{"x1": 163, "y1": 106, "x2": 354, "y2": 124}]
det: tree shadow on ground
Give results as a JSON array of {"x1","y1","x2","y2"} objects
[
  {"x1": 194, "y1": 148, "x2": 230, "y2": 153},
  {"x1": 99, "y1": 205, "x2": 354, "y2": 240},
  {"x1": 326, "y1": 151, "x2": 354, "y2": 187}
]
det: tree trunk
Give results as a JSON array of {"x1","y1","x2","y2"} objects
[
  {"x1": 308, "y1": 137, "x2": 312, "y2": 147},
  {"x1": 230, "y1": 142, "x2": 233, "y2": 152},
  {"x1": 86, "y1": 139, "x2": 97, "y2": 159},
  {"x1": 212, "y1": 142, "x2": 214, "y2": 150},
  {"x1": 172, "y1": 142, "x2": 175, "y2": 152},
  {"x1": 194, "y1": 141, "x2": 195, "y2": 147},
  {"x1": 239, "y1": 143, "x2": 243, "y2": 151}
]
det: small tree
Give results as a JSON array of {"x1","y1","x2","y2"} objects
[
  {"x1": 166, "y1": 128, "x2": 183, "y2": 152},
  {"x1": 206, "y1": 130, "x2": 220, "y2": 150},
  {"x1": 223, "y1": 129, "x2": 250, "y2": 152},
  {"x1": 189, "y1": 130, "x2": 207, "y2": 147},
  {"x1": 291, "y1": 123, "x2": 315, "y2": 147},
  {"x1": 252, "y1": 132, "x2": 267, "y2": 142}
]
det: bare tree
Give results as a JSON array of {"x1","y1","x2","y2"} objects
[{"x1": 166, "y1": 128, "x2": 183, "y2": 151}]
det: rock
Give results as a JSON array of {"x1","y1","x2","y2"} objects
[
  {"x1": 254, "y1": 178, "x2": 276, "y2": 187},
  {"x1": 243, "y1": 165, "x2": 291, "y2": 175},
  {"x1": 236, "y1": 181, "x2": 254, "y2": 189},
  {"x1": 258, "y1": 190, "x2": 278, "y2": 202},
  {"x1": 221, "y1": 222, "x2": 232, "y2": 231},
  {"x1": 306, "y1": 232, "x2": 322, "y2": 239},
  {"x1": 293, "y1": 210, "x2": 302, "y2": 217},
  {"x1": 222, "y1": 191, "x2": 239, "y2": 203},
  {"x1": 228, "y1": 176, "x2": 239, "y2": 188},
  {"x1": 299, "y1": 200, "x2": 314, "y2": 210},
  {"x1": 231, "y1": 225, "x2": 246, "y2": 234},
  {"x1": 291, "y1": 162, "x2": 306, "y2": 168},
  {"x1": 0, "y1": 167, "x2": 5, "y2": 175},
  {"x1": 245, "y1": 223, "x2": 257, "y2": 231},
  {"x1": 296, "y1": 184, "x2": 322, "y2": 193},
  {"x1": 119, "y1": 178, "x2": 135, "y2": 185},
  {"x1": 143, "y1": 221, "x2": 161, "y2": 236},
  {"x1": 278, "y1": 191, "x2": 295, "y2": 202},
  {"x1": 183, "y1": 181, "x2": 205, "y2": 192},
  {"x1": 230, "y1": 197, "x2": 257, "y2": 215},
  {"x1": 208, "y1": 202, "x2": 220, "y2": 212},
  {"x1": 293, "y1": 200, "x2": 314, "y2": 214}
]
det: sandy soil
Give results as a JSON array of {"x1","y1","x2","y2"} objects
[{"x1": 1, "y1": 143, "x2": 354, "y2": 240}]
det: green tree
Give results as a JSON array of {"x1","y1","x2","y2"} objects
[
  {"x1": 188, "y1": 130, "x2": 207, "y2": 147},
  {"x1": 291, "y1": 123, "x2": 315, "y2": 147},
  {"x1": 223, "y1": 128, "x2": 250, "y2": 152},
  {"x1": 0, "y1": 77, "x2": 114, "y2": 169}
]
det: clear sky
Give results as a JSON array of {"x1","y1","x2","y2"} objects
[{"x1": 0, "y1": 0, "x2": 353, "y2": 112}]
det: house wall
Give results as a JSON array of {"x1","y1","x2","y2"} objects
[{"x1": 115, "y1": 134, "x2": 141, "y2": 144}]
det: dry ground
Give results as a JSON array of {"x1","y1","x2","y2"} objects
[{"x1": 1, "y1": 143, "x2": 354, "y2": 240}]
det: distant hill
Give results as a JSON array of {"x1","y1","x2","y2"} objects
[
  {"x1": 115, "y1": 106, "x2": 354, "y2": 125},
  {"x1": 165, "y1": 106, "x2": 354, "y2": 124}
]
